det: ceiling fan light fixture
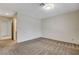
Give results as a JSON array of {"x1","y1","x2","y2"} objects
[{"x1": 40, "y1": 3, "x2": 55, "y2": 10}]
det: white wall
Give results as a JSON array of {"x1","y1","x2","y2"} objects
[
  {"x1": 17, "y1": 11, "x2": 42, "y2": 42},
  {"x1": 0, "y1": 4, "x2": 79, "y2": 44},
  {"x1": 42, "y1": 11, "x2": 79, "y2": 44}
]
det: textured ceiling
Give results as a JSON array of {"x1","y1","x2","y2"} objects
[{"x1": 0, "y1": 3, "x2": 79, "y2": 19}]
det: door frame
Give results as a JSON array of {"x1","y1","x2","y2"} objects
[
  {"x1": 0, "y1": 16, "x2": 17, "y2": 40},
  {"x1": 12, "y1": 16, "x2": 17, "y2": 41}
]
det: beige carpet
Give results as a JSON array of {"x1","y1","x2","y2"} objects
[{"x1": 0, "y1": 38, "x2": 79, "y2": 55}]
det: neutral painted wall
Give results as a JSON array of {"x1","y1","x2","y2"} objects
[
  {"x1": 17, "y1": 11, "x2": 42, "y2": 42},
  {"x1": 0, "y1": 17, "x2": 12, "y2": 40},
  {"x1": 0, "y1": 4, "x2": 78, "y2": 44},
  {"x1": 42, "y1": 10, "x2": 79, "y2": 44}
]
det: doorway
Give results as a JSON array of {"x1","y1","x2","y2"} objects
[{"x1": 0, "y1": 16, "x2": 17, "y2": 41}]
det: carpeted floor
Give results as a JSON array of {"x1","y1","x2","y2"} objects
[{"x1": 0, "y1": 38, "x2": 79, "y2": 55}]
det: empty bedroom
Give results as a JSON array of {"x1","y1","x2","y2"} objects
[{"x1": 0, "y1": 3, "x2": 79, "y2": 55}]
